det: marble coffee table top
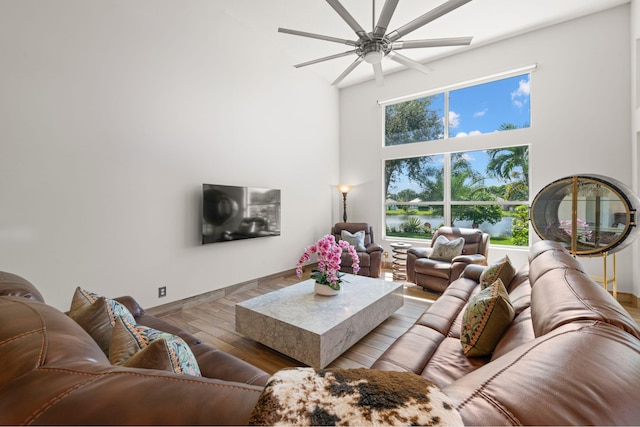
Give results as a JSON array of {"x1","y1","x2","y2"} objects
[{"x1": 236, "y1": 274, "x2": 404, "y2": 368}]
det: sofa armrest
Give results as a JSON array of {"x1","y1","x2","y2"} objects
[
  {"x1": 196, "y1": 348, "x2": 271, "y2": 386},
  {"x1": 460, "y1": 264, "x2": 486, "y2": 282},
  {"x1": 113, "y1": 295, "x2": 146, "y2": 318},
  {"x1": 451, "y1": 254, "x2": 487, "y2": 265},
  {"x1": 366, "y1": 243, "x2": 383, "y2": 254},
  {"x1": 0, "y1": 271, "x2": 45, "y2": 302},
  {"x1": 408, "y1": 247, "x2": 431, "y2": 259}
]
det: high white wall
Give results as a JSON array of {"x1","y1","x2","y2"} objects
[
  {"x1": 631, "y1": 0, "x2": 640, "y2": 301},
  {"x1": 338, "y1": 5, "x2": 636, "y2": 294},
  {"x1": 0, "y1": 0, "x2": 339, "y2": 310}
]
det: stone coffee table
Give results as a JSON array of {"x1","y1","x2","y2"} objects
[{"x1": 235, "y1": 274, "x2": 403, "y2": 369}]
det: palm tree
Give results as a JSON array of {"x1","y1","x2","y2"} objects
[
  {"x1": 449, "y1": 153, "x2": 503, "y2": 225},
  {"x1": 486, "y1": 144, "x2": 529, "y2": 183}
]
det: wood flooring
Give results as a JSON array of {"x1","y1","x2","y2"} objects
[{"x1": 155, "y1": 269, "x2": 640, "y2": 375}]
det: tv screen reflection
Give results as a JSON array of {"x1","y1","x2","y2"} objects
[{"x1": 202, "y1": 184, "x2": 281, "y2": 244}]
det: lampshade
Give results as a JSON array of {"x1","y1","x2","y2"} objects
[{"x1": 337, "y1": 185, "x2": 352, "y2": 194}]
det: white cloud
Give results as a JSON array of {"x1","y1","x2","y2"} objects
[
  {"x1": 511, "y1": 78, "x2": 530, "y2": 108},
  {"x1": 473, "y1": 108, "x2": 488, "y2": 118},
  {"x1": 454, "y1": 130, "x2": 482, "y2": 138},
  {"x1": 449, "y1": 110, "x2": 461, "y2": 128}
]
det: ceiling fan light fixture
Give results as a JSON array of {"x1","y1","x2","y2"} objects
[
  {"x1": 364, "y1": 50, "x2": 384, "y2": 64},
  {"x1": 360, "y1": 40, "x2": 387, "y2": 64}
]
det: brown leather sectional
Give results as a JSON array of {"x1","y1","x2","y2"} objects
[
  {"x1": 373, "y1": 240, "x2": 640, "y2": 425},
  {"x1": 0, "y1": 271, "x2": 270, "y2": 425},
  {"x1": 1, "y1": 239, "x2": 639, "y2": 425}
]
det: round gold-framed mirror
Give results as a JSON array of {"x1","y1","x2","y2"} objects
[{"x1": 530, "y1": 175, "x2": 639, "y2": 256}]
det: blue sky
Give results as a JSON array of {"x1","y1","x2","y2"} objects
[
  {"x1": 388, "y1": 74, "x2": 530, "y2": 195},
  {"x1": 449, "y1": 74, "x2": 530, "y2": 136}
]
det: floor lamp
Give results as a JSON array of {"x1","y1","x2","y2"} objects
[{"x1": 337, "y1": 185, "x2": 351, "y2": 222}]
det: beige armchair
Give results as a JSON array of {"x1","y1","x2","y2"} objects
[
  {"x1": 331, "y1": 222, "x2": 383, "y2": 278},
  {"x1": 407, "y1": 226, "x2": 490, "y2": 292}
]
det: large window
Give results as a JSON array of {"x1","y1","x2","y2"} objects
[
  {"x1": 385, "y1": 73, "x2": 530, "y2": 145},
  {"x1": 383, "y1": 73, "x2": 531, "y2": 246}
]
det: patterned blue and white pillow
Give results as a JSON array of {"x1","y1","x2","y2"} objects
[{"x1": 110, "y1": 317, "x2": 201, "y2": 377}]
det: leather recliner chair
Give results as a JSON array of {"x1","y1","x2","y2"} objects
[
  {"x1": 331, "y1": 222, "x2": 383, "y2": 278},
  {"x1": 407, "y1": 226, "x2": 489, "y2": 292}
]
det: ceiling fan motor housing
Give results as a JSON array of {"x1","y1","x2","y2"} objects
[{"x1": 359, "y1": 38, "x2": 389, "y2": 64}]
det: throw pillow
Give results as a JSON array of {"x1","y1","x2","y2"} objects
[
  {"x1": 68, "y1": 287, "x2": 100, "y2": 317},
  {"x1": 480, "y1": 255, "x2": 517, "y2": 290},
  {"x1": 460, "y1": 278, "x2": 515, "y2": 357},
  {"x1": 110, "y1": 317, "x2": 201, "y2": 377},
  {"x1": 340, "y1": 230, "x2": 366, "y2": 251},
  {"x1": 68, "y1": 287, "x2": 136, "y2": 355},
  {"x1": 248, "y1": 367, "x2": 462, "y2": 426},
  {"x1": 428, "y1": 235, "x2": 465, "y2": 262}
]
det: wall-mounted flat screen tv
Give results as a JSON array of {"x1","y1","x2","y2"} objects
[{"x1": 202, "y1": 184, "x2": 281, "y2": 244}]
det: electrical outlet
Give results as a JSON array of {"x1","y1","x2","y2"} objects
[{"x1": 158, "y1": 286, "x2": 167, "y2": 298}]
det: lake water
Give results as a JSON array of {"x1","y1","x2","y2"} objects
[{"x1": 386, "y1": 215, "x2": 514, "y2": 237}]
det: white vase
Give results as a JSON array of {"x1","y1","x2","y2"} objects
[{"x1": 314, "y1": 282, "x2": 340, "y2": 296}]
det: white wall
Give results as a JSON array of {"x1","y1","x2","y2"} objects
[
  {"x1": 0, "y1": 0, "x2": 339, "y2": 310},
  {"x1": 631, "y1": 0, "x2": 640, "y2": 301},
  {"x1": 339, "y1": 6, "x2": 636, "y2": 294}
]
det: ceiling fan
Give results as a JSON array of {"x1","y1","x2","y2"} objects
[{"x1": 278, "y1": 0, "x2": 474, "y2": 86}]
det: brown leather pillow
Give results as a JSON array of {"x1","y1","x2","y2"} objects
[{"x1": 68, "y1": 287, "x2": 135, "y2": 355}]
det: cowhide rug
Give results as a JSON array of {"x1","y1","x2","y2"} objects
[{"x1": 248, "y1": 367, "x2": 463, "y2": 426}]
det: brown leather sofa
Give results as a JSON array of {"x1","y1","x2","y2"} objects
[
  {"x1": 4, "y1": 240, "x2": 640, "y2": 426},
  {"x1": 331, "y1": 222, "x2": 383, "y2": 277},
  {"x1": 0, "y1": 271, "x2": 270, "y2": 425},
  {"x1": 373, "y1": 240, "x2": 640, "y2": 425},
  {"x1": 407, "y1": 226, "x2": 490, "y2": 292}
]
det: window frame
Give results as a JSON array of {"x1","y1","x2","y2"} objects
[{"x1": 380, "y1": 68, "x2": 534, "y2": 247}]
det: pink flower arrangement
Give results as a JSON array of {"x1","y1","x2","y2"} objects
[
  {"x1": 560, "y1": 218, "x2": 593, "y2": 242},
  {"x1": 296, "y1": 234, "x2": 360, "y2": 290}
]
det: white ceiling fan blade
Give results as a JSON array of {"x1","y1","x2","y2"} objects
[
  {"x1": 326, "y1": 0, "x2": 370, "y2": 40},
  {"x1": 332, "y1": 56, "x2": 365, "y2": 86},
  {"x1": 392, "y1": 36, "x2": 473, "y2": 50},
  {"x1": 373, "y1": 0, "x2": 399, "y2": 38},
  {"x1": 387, "y1": 0, "x2": 473, "y2": 42},
  {"x1": 387, "y1": 51, "x2": 433, "y2": 76},
  {"x1": 278, "y1": 28, "x2": 357, "y2": 46},
  {"x1": 294, "y1": 50, "x2": 357, "y2": 68},
  {"x1": 373, "y1": 63, "x2": 384, "y2": 86}
]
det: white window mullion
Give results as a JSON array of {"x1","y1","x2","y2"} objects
[
  {"x1": 444, "y1": 152, "x2": 452, "y2": 226},
  {"x1": 443, "y1": 91, "x2": 450, "y2": 140}
]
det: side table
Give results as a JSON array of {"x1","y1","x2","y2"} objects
[{"x1": 390, "y1": 242, "x2": 411, "y2": 281}]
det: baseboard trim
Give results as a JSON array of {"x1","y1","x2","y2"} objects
[{"x1": 146, "y1": 266, "x2": 307, "y2": 317}]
